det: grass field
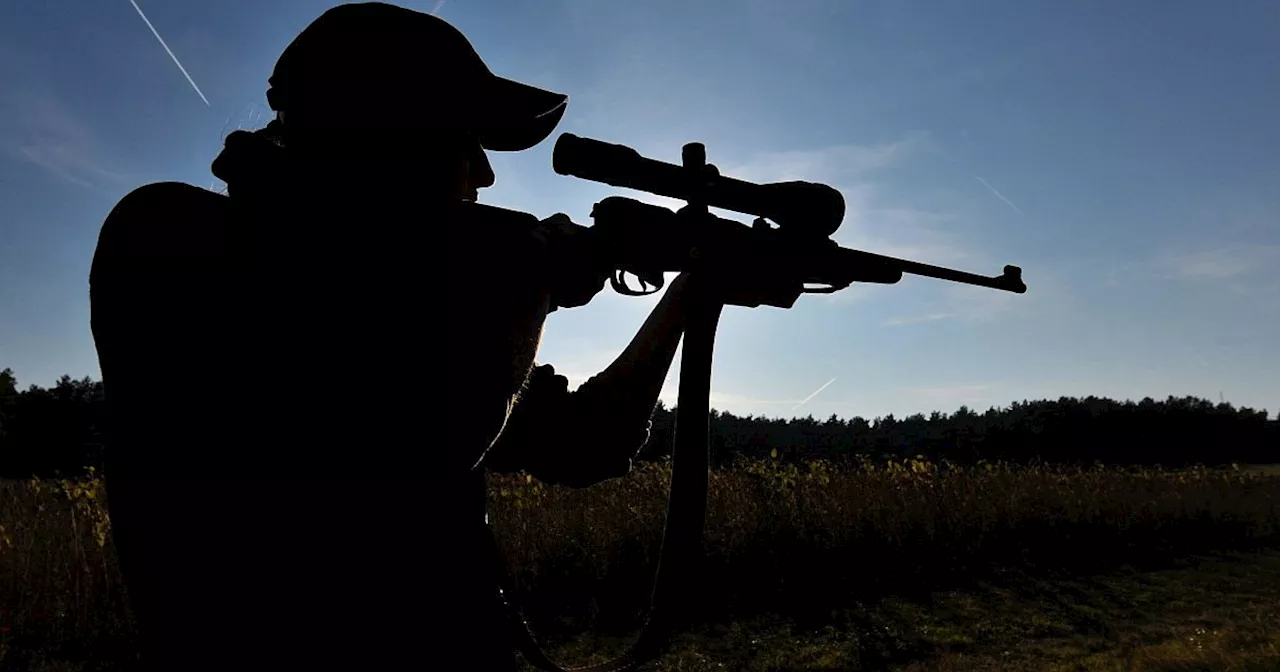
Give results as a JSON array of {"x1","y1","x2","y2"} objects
[
  {"x1": 1, "y1": 457, "x2": 1279, "y2": 670},
  {"x1": 532, "y1": 548, "x2": 1280, "y2": 671}
]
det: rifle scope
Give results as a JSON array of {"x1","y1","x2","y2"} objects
[{"x1": 553, "y1": 133, "x2": 846, "y2": 238}]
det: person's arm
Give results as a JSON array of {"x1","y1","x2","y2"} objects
[
  {"x1": 483, "y1": 273, "x2": 694, "y2": 487},
  {"x1": 570, "y1": 271, "x2": 691, "y2": 425}
]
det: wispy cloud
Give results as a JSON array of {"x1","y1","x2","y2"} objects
[
  {"x1": 973, "y1": 175, "x2": 1024, "y2": 215},
  {"x1": 722, "y1": 135, "x2": 977, "y2": 268},
  {"x1": 19, "y1": 146, "x2": 116, "y2": 190},
  {"x1": 1162, "y1": 246, "x2": 1280, "y2": 281},
  {"x1": 1, "y1": 90, "x2": 126, "y2": 191},
  {"x1": 430, "y1": 0, "x2": 446, "y2": 15},
  {"x1": 726, "y1": 133, "x2": 930, "y2": 185},
  {"x1": 941, "y1": 281, "x2": 1022, "y2": 323},
  {"x1": 792, "y1": 377, "x2": 837, "y2": 412},
  {"x1": 883, "y1": 312, "x2": 955, "y2": 327},
  {"x1": 128, "y1": 0, "x2": 210, "y2": 106}
]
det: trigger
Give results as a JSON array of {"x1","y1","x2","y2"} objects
[{"x1": 638, "y1": 271, "x2": 665, "y2": 293}]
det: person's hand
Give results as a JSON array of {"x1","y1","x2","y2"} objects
[
  {"x1": 481, "y1": 364, "x2": 647, "y2": 488},
  {"x1": 532, "y1": 213, "x2": 610, "y2": 310}
]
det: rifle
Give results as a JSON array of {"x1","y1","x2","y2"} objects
[
  {"x1": 487, "y1": 134, "x2": 1028, "y2": 672},
  {"x1": 548, "y1": 133, "x2": 1025, "y2": 305}
]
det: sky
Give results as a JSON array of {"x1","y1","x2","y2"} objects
[{"x1": 1, "y1": 0, "x2": 1278, "y2": 421}]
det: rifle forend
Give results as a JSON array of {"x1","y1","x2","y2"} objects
[{"x1": 549, "y1": 133, "x2": 1027, "y2": 306}]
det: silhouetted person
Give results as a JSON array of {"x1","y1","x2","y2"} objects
[{"x1": 90, "y1": 3, "x2": 695, "y2": 669}]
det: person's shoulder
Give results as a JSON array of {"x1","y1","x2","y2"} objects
[
  {"x1": 98, "y1": 182, "x2": 233, "y2": 258},
  {"x1": 106, "y1": 181, "x2": 230, "y2": 227}
]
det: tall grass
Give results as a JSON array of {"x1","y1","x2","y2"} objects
[
  {"x1": 0, "y1": 470, "x2": 130, "y2": 667},
  {"x1": 1, "y1": 457, "x2": 1278, "y2": 666},
  {"x1": 486, "y1": 457, "x2": 1280, "y2": 639}
]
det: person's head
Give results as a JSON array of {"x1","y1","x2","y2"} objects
[{"x1": 264, "y1": 2, "x2": 568, "y2": 199}]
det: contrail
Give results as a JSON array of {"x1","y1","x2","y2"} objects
[
  {"x1": 128, "y1": 0, "x2": 210, "y2": 106},
  {"x1": 974, "y1": 175, "x2": 1024, "y2": 215},
  {"x1": 791, "y1": 377, "x2": 836, "y2": 412},
  {"x1": 430, "y1": 0, "x2": 446, "y2": 15}
]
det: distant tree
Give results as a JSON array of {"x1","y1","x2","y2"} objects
[
  {"x1": 2, "y1": 366, "x2": 1276, "y2": 478},
  {"x1": 0, "y1": 368, "x2": 16, "y2": 443},
  {"x1": 0, "y1": 371, "x2": 105, "y2": 478},
  {"x1": 0, "y1": 368, "x2": 15, "y2": 395}
]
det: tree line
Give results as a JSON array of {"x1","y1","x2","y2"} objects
[
  {"x1": 2, "y1": 368, "x2": 1277, "y2": 479},
  {"x1": 638, "y1": 396, "x2": 1278, "y2": 468}
]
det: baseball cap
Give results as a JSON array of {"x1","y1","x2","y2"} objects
[{"x1": 265, "y1": 2, "x2": 568, "y2": 152}]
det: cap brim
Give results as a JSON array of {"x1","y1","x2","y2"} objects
[{"x1": 474, "y1": 76, "x2": 569, "y2": 152}]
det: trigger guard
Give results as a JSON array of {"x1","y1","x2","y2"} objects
[
  {"x1": 611, "y1": 270, "x2": 661, "y2": 296},
  {"x1": 611, "y1": 270, "x2": 646, "y2": 296}
]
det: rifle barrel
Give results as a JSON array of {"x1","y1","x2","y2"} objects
[
  {"x1": 840, "y1": 245, "x2": 1026, "y2": 293},
  {"x1": 898, "y1": 257, "x2": 1026, "y2": 293}
]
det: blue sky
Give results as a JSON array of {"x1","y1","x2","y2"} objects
[{"x1": 1, "y1": 0, "x2": 1278, "y2": 421}]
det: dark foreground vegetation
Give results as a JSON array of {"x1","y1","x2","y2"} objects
[
  {"x1": 1, "y1": 458, "x2": 1278, "y2": 670},
  {"x1": 2, "y1": 369, "x2": 1279, "y2": 669},
  {"x1": 487, "y1": 459, "x2": 1280, "y2": 644}
]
